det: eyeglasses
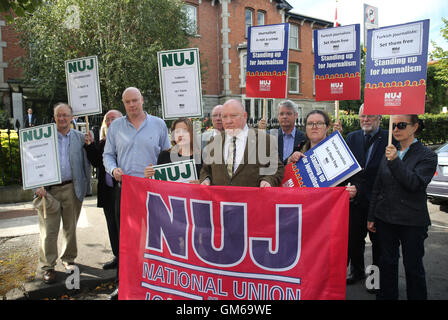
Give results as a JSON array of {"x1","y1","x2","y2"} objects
[
  {"x1": 306, "y1": 122, "x2": 327, "y2": 128},
  {"x1": 392, "y1": 122, "x2": 413, "y2": 130}
]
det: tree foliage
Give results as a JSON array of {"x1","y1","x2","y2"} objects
[
  {"x1": 426, "y1": 64, "x2": 448, "y2": 113},
  {"x1": 0, "y1": 0, "x2": 42, "y2": 21},
  {"x1": 430, "y1": 18, "x2": 448, "y2": 88},
  {"x1": 13, "y1": 0, "x2": 191, "y2": 113},
  {"x1": 339, "y1": 47, "x2": 366, "y2": 114}
]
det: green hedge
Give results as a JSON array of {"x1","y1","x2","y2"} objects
[
  {"x1": 337, "y1": 114, "x2": 448, "y2": 145},
  {"x1": 0, "y1": 129, "x2": 21, "y2": 186},
  {"x1": 1, "y1": 114, "x2": 447, "y2": 186}
]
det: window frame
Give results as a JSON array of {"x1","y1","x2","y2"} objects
[
  {"x1": 289, "y1": 23, "x2": 300, "y2": 50},
  {"x1": 245, "y1": 8, "x2": 253, "y2": 38},
  {"x1": 288, "y1": 63, "x2": 300, "y2": 94},
  {"x1": 183, "y1": 4, "x2": 198, "y2": 35}
]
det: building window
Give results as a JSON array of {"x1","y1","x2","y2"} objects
[
  {"x1": 240, "y1": 51, "x2": 247, "y2": 87},
  {"x1": 289, "y1": 63, "x2": 300, "y2": 93},
  {"x1": 257, "y1": 11, "x2": 265, "y2": 25},
  {"x1": 289, "y1": 24, "x2": 299, "y2": 50},
  {"x1": 311, "y1": 29, "x2": 315, "y2": 53},
  {"x1": 183, "y1": 4, "x2": 197, "y2": 35},
  {"x1": 245, "y1": 8, "x2": 253, "y2": 38}
]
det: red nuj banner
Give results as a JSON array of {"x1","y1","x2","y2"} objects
[{"x1": 118, "y1": 175, "x2": 349, "y2": 300}]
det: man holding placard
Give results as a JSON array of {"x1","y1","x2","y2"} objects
[{"x1": 35, "y1": 103, "x2": 91, "y2": 284}]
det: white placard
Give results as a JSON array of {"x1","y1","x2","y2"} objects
[
  {"x1": 313, "y1": 133, "x2": 355, "y2": 181},
  {"x1": 371, "y1": 21, "x2": 423, "y2": 60},
  {"x1": 250, "y1": 24, "x2": 285, "y2": 52},
  {"x1": 317, "y1": 25, "x2": 356, "y2": 56},
  {"x1": 158, "y1": 48, "x2": 203, "y2": 120},
  {"x1": 19, "y1": 123, "x2": 61, "y2": 190},
  {"x1": 65, "y1": 56, "x2": 102, "y2": 116},
  {"x1": 151, "y1": 159, "x2": 197, "y2": 183}
]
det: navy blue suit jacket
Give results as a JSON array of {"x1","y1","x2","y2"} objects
[
  {"x1": 276, "y1": 128, "x2": 306, "y2": 165},
  {"x1": 346, "y1": 128, "x2": 397, "y2": 204}
]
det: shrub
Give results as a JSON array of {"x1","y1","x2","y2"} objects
[
  {"x1": 0, "y1": 129, "x2": 21, "y2": 186},
  {"x1": 337, "y1": 114, "x2": 448, "y2": 145}
]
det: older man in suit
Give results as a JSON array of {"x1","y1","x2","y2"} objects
[
  {"x1": 202, "y1": 104, "x2": 224, "y2": 149},
  {"x1": 200, "y1": 99, "x2": 284, "y2": 187},
  {"x1": 35, "y1": 103, "x2": 91, "y2": 284},
  {"x1": 345, "y1": 104, "x2": 396, "y2": 288}
]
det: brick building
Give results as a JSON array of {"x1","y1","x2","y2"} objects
[
  {"x1": 0, "y1": 0, "x2": 335, "y2": 128},
  {"x1": 185, "y1": 0, "x2": 334, "y2": 122}
]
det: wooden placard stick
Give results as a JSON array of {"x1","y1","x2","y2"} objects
[
  {"x1": 40, "y1": 186, "x2": 47, "y2": 219},
  {"x1": 388, "y1": 115, "x2": 393, "y2": 146}
]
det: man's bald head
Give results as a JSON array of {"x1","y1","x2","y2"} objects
[
  {"x1": 211, "y1": 104, "x2": 223, "y2": 131},
  {"x1": 122, "y1": 87, "x2": 142, "y2": 99},
  {"x1": 222, "y1": 99, "x2": 247, "y2": 135}
]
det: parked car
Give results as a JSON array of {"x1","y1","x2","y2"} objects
[{"x1": 427, "y1": 142, "x2": 448, "y2": 203}]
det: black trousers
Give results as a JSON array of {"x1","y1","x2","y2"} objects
[
  {"x1": 114, "y1": 183, "x2": 122, "y2": 280},
  {"x1": 375, "y1": 219, "x2": 428, "y2": 300},
  {"x1": 347, "y1": 202, "x2": 380, "y2": 275},
  {"x1": 103, "y1": 199, "x2": 119, "y2": 258}
]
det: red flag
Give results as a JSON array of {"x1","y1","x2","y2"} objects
[
  {"x1": 118, "y1": 175, "x2": 350, "y2": 300},
  {"x1": 335, "y1": 0, "x2": 340, "y2": 27}
]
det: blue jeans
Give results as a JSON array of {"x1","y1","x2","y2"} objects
[{"x1": 375, "y1": 219, "x2": 428, "y2": 300}]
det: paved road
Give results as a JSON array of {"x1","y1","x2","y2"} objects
[
  {"x1": 346, "y1": 200, "x2": 448, "y2": 300},
  {"x1": 1, "y1": 197, "x2": 447, "y2": 300}
]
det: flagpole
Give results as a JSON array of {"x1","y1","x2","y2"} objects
[{"x1": 334, "y1": 0, "x2": 340, "y2": 124}]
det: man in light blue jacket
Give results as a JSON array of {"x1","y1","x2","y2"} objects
[{"x1": 35, "y1": 103, "x2": 91, "y2": 284}]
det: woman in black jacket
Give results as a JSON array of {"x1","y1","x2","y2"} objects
[
  {"x1": 367, "y1": 114, "x2": 437, "y2": 300},
  {"x1": 84, "y1": 110, "x2": 122, "y2": 270}
]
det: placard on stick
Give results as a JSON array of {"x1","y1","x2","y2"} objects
[
  {"x1": 246, "y1": 23, "x2": 289, "y2": 98},
  {"x1": 65, "y1": 55, "x2": 102, "y2": 117},
  {"x1": 19, "y1": 123, "x2": 61, "y2": 190},
  {"x1": 364, "y1": 20, "x2": 429, "y2": 115},
  {"x1": 313, "y1": 24, "x2": 361, "y2": 102},
  {"x1": 158, "y1": 48, "x2": 203, "y2": 120}
]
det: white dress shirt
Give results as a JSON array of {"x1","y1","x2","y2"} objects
[{"x1": 223, "y1": 125, "x2": 248, "y2": 173}]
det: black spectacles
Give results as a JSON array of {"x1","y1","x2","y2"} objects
[{"x1": 392, "y1": 122, "x2": 413, "y2": 130}]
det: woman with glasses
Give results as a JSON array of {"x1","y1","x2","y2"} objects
[
  {"x1": 367, "y1": 115, "x2": 437, "y2": 300},
  {"x1": 286, "y1": 109, "x2": 356, "y2": 199}
]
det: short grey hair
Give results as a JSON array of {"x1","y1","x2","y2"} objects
[{"x1": 278, "y1": 100, "x2": 298, "y2": 115}]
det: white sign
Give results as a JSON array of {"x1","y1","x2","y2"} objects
[
  {"x1": 313, "y1": 133, "x2": 355, "y2": 181},
  {"x1": 364, "y1": 4, "x2": 379, "y2": 45},
  {"x1": 250, "y1": 24, "x2": 285, "y2": 52},
  {"x1": 19, "y1": 123, "x2": 61, "y2": 190},
  {"x1": 65, "y1": 56, "x2": 102, "y2": 116},
  {"x1": 158, "y1": 48, "x2": 203, "y2": 120},
  {"x1": 317, "y1": 25, "x2": 356, "y2": 56},
  {"x1": 371, "y1": 21, "x2": 423, "y2": 60},
  {"x1": 151, "y1": 159, "x2": 198, "y2": 183}
]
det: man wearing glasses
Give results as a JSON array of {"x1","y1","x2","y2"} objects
[
  {"x1": 258, "y1": 100, "x2": 306, "y2": 164},
  {"x1": 202, "y1": 104, "x2": 224, "y2": 148},
  {"x1": 345, "y1": 104, "x2": 396, "y2": 291},
  {"x1": 35, "y1": 103, "x2": 91, "y2": 284},
  {"x1": 200, "y1": 99, "x2": 284, "y2": 187}
]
